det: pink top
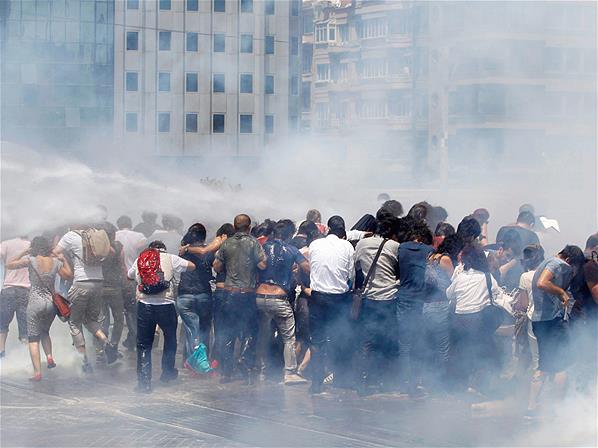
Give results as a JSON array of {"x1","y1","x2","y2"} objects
[{"x1": 1, "y1": 238, "x2": 31, "y2": 289}]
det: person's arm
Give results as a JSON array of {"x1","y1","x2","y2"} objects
[
  {"x1": 298, "y1": 259, "x2": 310, "y2": 274},
  {"x1": 6, "y1": 256, "x2": 30, "y2": 269},
  {"x1": 181, "y1": 236, "x2": 223, "y2": 256},
  {"x1": 127, "y1": 264, "x2": 136, "y2": 280},
  {"x1": 256, "y1": 244, "x2": 267, "y2": 271},
  {"x1": 213, "y1": 258, "x2": 224, "y2": 273},
  {"x1": 537, "y1": 268, "x2": 569, "y2": 306},
  {"x1": 439, "y1": 255, "x2": 454, "y2": 277},
  {"x1": 499, "y1": 258, "x2": 518, "y2": 278},
  {"x1": 185, "y1": 261, "x2": 196, "y2": 272},
  {"x1": 52, "y1": 244, "x2": 64, "y2": 256},
  {"x1": 57, "y1": 255, "x2": 73, "y2": 281}
]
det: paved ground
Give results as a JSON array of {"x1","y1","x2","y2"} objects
[{"x1": 0, "y1": 328, "x2": 596, "y2": 447}]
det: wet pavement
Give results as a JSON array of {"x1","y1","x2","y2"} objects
[{"x1": 1, "y1": 343, "x2": 596, "y2": 447}]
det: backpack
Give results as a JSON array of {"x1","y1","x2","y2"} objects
[
  {"x1": 137, "y1": 248, "x2": 170, "y2": 295},
  {"x1": 75, "y1": 229, "x2": 111, "y2": 265}
]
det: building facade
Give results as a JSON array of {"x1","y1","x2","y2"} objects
[
  {"x1": 114, "y1": 0, "x2": 302, "y2": 157},
  {"x1": 0, "y1": 0, "x2": 115, "y2": 149}
]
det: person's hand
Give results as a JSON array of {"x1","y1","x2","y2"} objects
[
  {"x1": 179, "y1": 244, "x2": 189, "y2": 256},
  {"x1": 560, "y1": 291, "x2": 570, "y2": 308}
]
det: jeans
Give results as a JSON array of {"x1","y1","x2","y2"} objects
[
  {"x1": 0, "y1": 287, "x2": 29, "y2": 340},
  {"x1": 123, "y1": 280, "x2": 137, "y2": 346},
  {"x1": 309, "y1": 291, "x2": 352, "y2": 389},
  {"x1": 177, "y1": 293, "x2": 212, "y2": 360},
  {"x1": 136, "y1": 302, "x2": 178, "y2": 386},
  {"x1": 212, "y1": 288, "x2": 226, "y2": 362},
  {"x1": 99, "y1": 286, "x2": 125, "y2": 346},
  {"x1": 67, "y1": 281, "x2": 104, "y2": 348},
  {"x1": 422, "y1": 301, "x2": 451, "y2": 389},
  {"x1": 358, "y1": 298, "x2": 398, "y2": 388},
  {"x1": 396, "y1": 300, "x2": 423, "y2": 393},
  {"x1": 256, "y1": 295, "x2": 297, "y2": 375},
  {"x1": 218, "y1": 291, "x2": 258, "y2": 379}
]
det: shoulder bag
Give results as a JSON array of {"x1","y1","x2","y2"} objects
[
  {"x1": 351, "y1": 239, "x2": 389, "y2": 320},
  {"x1": 30, "y1": 262, "x2": 71, "y2": 322}
]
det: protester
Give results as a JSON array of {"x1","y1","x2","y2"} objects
[
  {"x1": 378, "y1": 200, "x2": 404, "y2": 218},
  {"x1": 472, "y1": 208, "x2": 490, "y2": 246},
  {"x1": 149, "y1": 214, "x2": 183, "y2": 255},
  {"x1": 0, "y1": 235, "x2": 31, "y2": 357},
  {"x1": 308, "y1": 216, "x2": 355, "y2": 394},
  {"x1": 433, "y1": 222, "x2": 455, "y2": 249},
  {"x1": 305, "y1": 209, "x2": 328, "y2": 235},
  {"x1": 134, "y1": 211, "x2": 162, "y2": 238},
  {"x1": 5, "y1": 237, "x2": 72, "y2": 380},
  {"x1": 128, "y1": 240, "x2": 196, "y2": 393},
  {"x1": 496, "y1": 211, "x2": 540, "y2": 250},
  {"x1": 493, "y1": 229, "x2": 524, "y2": 292}
]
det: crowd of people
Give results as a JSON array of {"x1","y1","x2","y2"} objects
[{"x1": 0, "y1": 200, "x2": 596, "y2": 420}]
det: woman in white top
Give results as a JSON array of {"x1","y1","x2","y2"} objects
[{"x1": 446, "y1": 243, "x2": 501, "y2": 393}]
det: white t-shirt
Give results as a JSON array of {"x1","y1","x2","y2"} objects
[
  {"x1": 446, "y1": 268, "x2": 499, "y2": 314},
  {"x1": 519, "y1": 270, "x2": 535, "y2": 320},
  {"x1": 309, "y1": 234, "x2": 355, "y2": 294},
  {"x1": 56, "y1": 231, "x2": 103, "y2": 282},
  {"x1": 128, "y1": 253, "x2": 190, "y2": 305},
  {"x1": 115, "y1": 229, "x2": 147, "y2": 271}
]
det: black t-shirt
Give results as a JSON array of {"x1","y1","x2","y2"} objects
[{"x1": 178, "y1": 245, "x2": 215, "y2": 295}]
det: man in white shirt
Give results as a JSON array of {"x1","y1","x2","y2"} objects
[
  {"x1": 115, "y1": 215, "x2": 147, "y2": 351},
  {"x1": 307, "y1": 216, "x2": 355, "y2": 394},
  {"x1": 128, "y1": 240, "x2": 195, "y2": 393}
]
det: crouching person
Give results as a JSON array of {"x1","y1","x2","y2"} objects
[{"x1": 128, "y1": 240, "x2": 195, "y2": 393}]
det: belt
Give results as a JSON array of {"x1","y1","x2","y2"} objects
[
  {"x1": 256, "y1": 293, "x2": 287, "y2": 300},
  {"x1": 224, "y1": 287, "x2": 255, "y2": 293}
]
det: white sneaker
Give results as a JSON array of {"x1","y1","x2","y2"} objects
[{"x1": 284, "y1": 373, "x2": 308, "y2": 385}]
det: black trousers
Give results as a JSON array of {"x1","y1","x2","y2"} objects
[
  {"x1": 218, "y1": 291, "x2": 258, "y2": 379},
  {"x1": 309, "y1": 291, "x2": 352, "y2": 388},
  {"x1": 136, "y1": 302, "x2": 178, "y2": 385}
]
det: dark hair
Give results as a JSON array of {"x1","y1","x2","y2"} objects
[
  {"x1": 216, "y1": 223, "x2": 235, "y2": 238},
  {"x1": 472, "y1": 208, "x2": 490, "y2": 225},
  {"x1": 498, "y1": 229, "x2": 523, "y2": 257},
  {"x1": 457, "y1": 216, "x2": 481, "y2": 243},
  {"x1": 558, "y1": 245, "x2": 585, "y2": 269},
  {"x1": 351, "y1": 214, "x2": 377, "y2": 232},
  {"x1": 327, "y1": 215, "x2": 346, "y2": 239},
  {"x1": 586, "y1": 233, "x2": 598, "y2": 250},
  {"x1": 380, "y1": 200, "x2": 403, "y2": 218},
  {"x1": 141, "y1": 211, "x2": 158, "y2": 223},
  {"x1": 234, "y1": 214, "x2": 252, "y2": 232},
  {"x1": 407, "y1": 202, "x2": 429, "y2": 222},
  {"x1": 306, "y1": 209, "x2": 322, "y2": 223},
  {"x1": 30, "y1": 236, "x2": 51, "y2": 257},
  {"x1": 274, "y1": 219, "x2": 296, "y2": 241},
  {"x1": 461, "y1": 243, "x2": 489, "y2": 272},
  {"x1": 409, "y1": 220, "x2": 433, "y2": 245},
  {"x1": 116, "y1": 215, "x2": 133, "y2": 230},
  {"x1": 522, "y1": 244, "x2": 545, "y2": 271},
  {"x1": 436, "y1": 234, "x2": 464, "y2": 264},
  {"x1": 254, "y1": 219, "x2": 275, "y2": 238},
  {"x1": 434, "y1": 222, "x2": 455, "y2": 238},
  {"x1": 148, "y1": 240, "x2": 167, "y2": 251},
  {"x1": 297, "y1": 221, "x2": 319, "y2": 244},
  {"x1": 428, "y1": 206, "x2": 448, "y2": 230},
  {"x1": 182, "y1": 223, "x2": 207, "y2": 245},
  {"x1": 519, "y1": 203, "x2": 535, "y2": 215},
  {"x1": 396, "y1": 216, "x2": 416, "y2": 243},
  {"x1": 517, "y1": 211, "x2": 535, "y2": 227}
]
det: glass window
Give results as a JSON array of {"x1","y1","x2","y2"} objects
[
  {"x1": 214, "y1": 33, "x2": 225, "y2": 52},
  {"x1": 291, "y1": 0, "x2": 299, "y2": 16},
  {"x1": 240, "y1": 34, "x2": 253, "y2": 53},
  {"x1": 241, "y1": 0, "x2": 253, "y2": 13},
  {"x1": 213, "y1": 73, "x2": 225, "y2": 93},
  {"x1": 159, "y1": 31, "x2": 171, "y2": 51},
  {"x1": 158, "y1": 112, "x2": 170, "y2": 132},
  {"x1": 187, "y1": 32, "x2": 198, "y2": 51},
  {"x1": 265, "y1": 115, "x2": 274, "y2": 134},
  {"x1": 290, "y1": 75, "x2": 298, "y2": 95},
  {"x1": 187, "y1": 0, "x2": 198, "y2": 11},
  {"x1": 159, "y1": 0, "x2": 171, "y2": 10},
  {"x1": 265, "y1": 0, "x2": 274, "y2": 15},
  {"x1": 126, "y1": 72, "x2": 138, "y2": 91},
  {"x1": 240, "y1": 114, "x2": 252, "y2": 133},
  {"x1": 126, "y1": 31, "x2": 138, "y2": 50},
  {"x1": 158, "y1": 72, "x2": 170, "y2": 91},
  {"x1": 291, "y1": 37, "x2": 298, "y2": 56},
  {"x1": 126, "y1": 112, "x2": 138, "y2": 132},
  {"x1": 186, "y1": 73, "x2": 198, "y2": 92},
  {"x1": 214, "y1": 0, "x2": 225, "y2": 13},
  {"x1": 240, "y1": 74, "x2": 253, "y2": 93},
  {"x1": 265, "y1": 35, "x2": 274, "y2": 55},
  {"x1": 317, "y1": 64, "x2": 329, "y2": 81},
  {"x1": 127, "y1": 0, "x2": 139, "y2": 9},
  {"x1": 213, "y1": 114, "x2": 225, "y2": 133},
  {"x1": 186, "y1": 113, "x2": 198, "y2": 132},
  {"x1": 265, "y1": 75, "x2": 274, "y2": 94}
]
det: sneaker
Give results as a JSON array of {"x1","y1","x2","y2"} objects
[
  {"x1": 82, "y1": 362, "x2": 94, "y2": 374},
  {"x1": 47, "y1": 357, "x2": 57, "y2": 369},
  {"x1": 323, "y1": 372, "x2": 334, "y2": 385},
  {"x1": 29, "y1": 373, "x2": 42, "y2": 382},
  {"x1": 160, "y1": 368, "x2": 179, "y2": 383},
  {"x1": 284, "y1": 373, "x2": 308, "y2": 385},
  {"x1": 105, "y1": 343, "x2": 118, "y2": 365}
]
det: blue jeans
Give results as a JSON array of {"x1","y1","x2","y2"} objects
[
  {"x1": 396, "y1": 300, "x2": 423, "y2": 393},
  {"x1": 422, "y1": 301, "x2": 450, "y2": 390},
  {"x1": 176, "y1": 293, "x2": 212, "y2": 360}
]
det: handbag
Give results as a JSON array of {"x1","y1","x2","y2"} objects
[
  {"x1": 484, "y1": 272, "x2": 518, "y2": 331},
  {"x1": 351, "y1": 239, "x2": 389, "y2": 320},
  {"x1": 31, "y1": 262, "x2": 71, "y2": 322}
]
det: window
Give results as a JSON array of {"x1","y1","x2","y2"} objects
[
  {"x1": 241, "y1": 0, "x2": 253, "y2": 13},
  {"x1": 358, "y1": 100, "x2": 387, "y2": 118},
  {"x1": 316, "y1": 103, "x2": 329, "y2": 128},
  {"x1": 126, "y1": 31, "x2": 138, "y2": 50},
  {"x1": 159, "y1": 0, "x2": 171, "y2": 10},
  {"x1": 187, "y1": 32, "x2": 198, "y2": 51},
  {"x1": 240, "y1": 74, "x2": 253, "y2": 93},
  {"x1": 316, "y1": 64, "x2": 330, "y2": 81},
  {"x1": 265, "y1": 35, "x2": 274, "y2": 54},
  {"x1": 290, "y1": 37, "x2": 299, "y2": 56},
  {"x1": 126, "y1": 72, "x2": 138, "y2": 91},
  {"x1": 214, "y1": 0, "x2": 225, "y2": 13},
  {"x1": 315, "y1": 22, "x2": 336, "y2": 43},
  {"x1": 213, "y1": 114, "x2": 225, "y2": 133},
  {"x1": 186, "y1": 113, "x2": 198, "y2": 132},
  {"x1": 359, "y1": 18, "x2": 388, "y2": 39},
  {"x1": 265, "y1": 115, "x2": 274, "y2": 134},
  {"x1": 213, "y1": 73, "x2": 225, "y2": 92},
  {"x1": 361, "y1": 59, "x2": 388, "y2": 78},
  {"x1": 291, "y1": 0, "x2": 299, "y2": 16},
  {"x1": 126, "y1": 112, "x2": 137, "y2": 132},
  {"x1": 187, "y1": 0, "x2": 198, "y2": 11},
  {"x1": 332, "y1": 63, "x2": 349, "y2": 82},
  {"x1": 240, "y1": 114, "x2": 252, "y2": 133},
  {"x1": 265, "y1": 75, "x2": 274, "y2": 94},
  {"x1": 127, "y1": 0, "x2": 139, "y2": 10},
  {"x1": 214, "y1": 33, "x2": 225, "y2": 52},
  {"x1": 303, "y1": 15, "x2": 314, "y2": 34},
  {"x1": 265, "y1": 0, "x2": 274, "y2": 15},
  {"x1": 240, "y1": 34, "x2": 253, "y2": 53},
  {"x1": 158, "y1": 72, "x2": 170, "y2": 91},
  {"x1": 186, "y1": 73, "x2": 198, "y2": 92},
  {"x1": 159, "y1": 31, "x2": 171, "y2": 51},
  {"x1": 158, "y1": 112, "x2": 170, "y2": 132},
  {"x1": 290, "y1": 75, "x2": 298, "y2": 95}
]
